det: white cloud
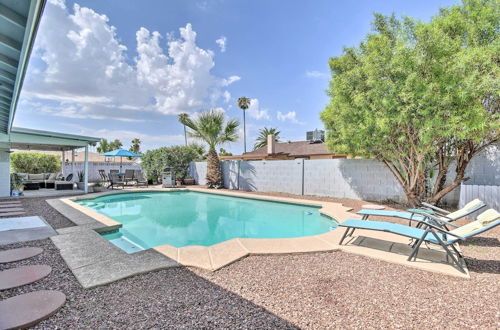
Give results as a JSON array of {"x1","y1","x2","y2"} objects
[
  {"x1": 223, "y1": 90, "x2": 231, "y2": 103},
  {"x1": 22, "y1": 1, "x2": 240, "y2": 121},
  {"x1": 277, "y1": 111, "x2": 302, "y2": 124},
  {"x1": 246, "y1": 98, "x2": 270, "y2": 120},
  {"x1": 215, "y1": 36, "x2": 227, "y2": 52},
  {"x1": 62, "y1": 123, "x2": 185, "y2": 151},
  {"x1": 305, "y1": 70, "x2": 328, "y2": 79}
]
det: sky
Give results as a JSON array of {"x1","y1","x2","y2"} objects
[{"x1": 14, "y1": 0, "x2": 459, "y2": 153}]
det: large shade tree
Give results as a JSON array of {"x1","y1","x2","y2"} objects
[
  {"x1": 321, "y1": 0, "x2": 499, "y2": 206},
  {"x1": 179, "y1": 110, "x2": 239, "y2": 188}
]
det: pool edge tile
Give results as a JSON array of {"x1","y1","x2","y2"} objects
[
  {"x1": 153, "y1": 244, "x2": 179, "y2": 262},
  {"x1": 208, "y1": 239, "x2": 250, "y2": 271},
  {"x1": 178, "y1": 246, "x2": 213, "y2": 271}
]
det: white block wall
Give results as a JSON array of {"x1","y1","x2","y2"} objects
[{"x1": 62, "y1": 162, "x2": 141, "y2": 182}]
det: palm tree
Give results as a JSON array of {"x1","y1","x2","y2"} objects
[
  {"x1": 254, "y1": 127, "x2": 280, "y2": 150},
  {"x1": 178, "y1": 113, "x2": 189, "y2": 146},
  {"x1": 237, "y1": 97, "x2": 251, "y2": 153},
  {"x1": 179, "y1": 110, "x2": 239, "y2": 188},
  {"x1": 130, "y1": 138, "x2": 141, "y2": 154},
  {"x1": 97, "y1": 138, "x2": 110, "y2": 153}
]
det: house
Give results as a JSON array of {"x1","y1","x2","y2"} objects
[
  {"x1": 0, "y1": 0, "x2": 100, "y2": 197},
  {"x1": 220, "y1": 135, "x2": 347, "y2": 161}
]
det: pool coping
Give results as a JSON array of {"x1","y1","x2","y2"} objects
[
  {"x1": 48, "y1": 187, "x2": 470, "y2": 288},
  {"x1": 57, "y1": 187, "x2": 355, "y2": 271}
]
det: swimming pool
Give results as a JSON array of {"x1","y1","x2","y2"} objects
[{"x1": 77, "y1": 191, "x2": 337, "y2": 252}]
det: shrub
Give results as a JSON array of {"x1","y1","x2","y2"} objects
[
  {"x1": 10, "y1": 152, "x2": 61, "y2": 174},
  {"x1": 141, "y1": 145, "x2": 204, "y2": 182}
]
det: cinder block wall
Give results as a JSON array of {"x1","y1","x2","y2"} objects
[
  {"x1": 303, "y1": 159, "x2": 405, "y2": 201},
  {"x1": 189, "y1": 147, "x2": 499, "y2": 206}
]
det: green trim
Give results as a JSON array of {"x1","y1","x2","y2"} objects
[
  {"x1": 7, "y1": 0, "x2": 46, "y2": 133},
  {"x1": 11, "y1": 127, "x2": 100, "y2": 143}
]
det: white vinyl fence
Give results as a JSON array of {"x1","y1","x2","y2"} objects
[{"x1": 458, "y1": 147, "x2": 500, "y2": 216}]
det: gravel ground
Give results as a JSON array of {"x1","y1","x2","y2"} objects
[{"x1": 0, "y1": 193, "x2": 498, "y2": 329}]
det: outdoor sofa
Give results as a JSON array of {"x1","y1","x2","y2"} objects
[{"x1": 17, "y1": 172, "x2": 63, "y2": 189}]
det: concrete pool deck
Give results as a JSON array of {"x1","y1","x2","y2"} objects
[{"x1": 48, "y1": 187, "x2": 469, "y2": 288}]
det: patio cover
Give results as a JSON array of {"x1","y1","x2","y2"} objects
[
  {"x1": 0, "y1": 0, "x2": 46, "y2": 134},
  {"x1": 0, "y1": 127, "x2": 100, "y2": 195}
]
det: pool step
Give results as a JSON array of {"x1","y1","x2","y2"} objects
[{"x1": 106, "y1": 234, "x2": 145, "y2": 254}]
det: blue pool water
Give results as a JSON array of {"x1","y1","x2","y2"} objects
[{"x1": 77, "y1": 191, "x2": 337, "y2": 252}]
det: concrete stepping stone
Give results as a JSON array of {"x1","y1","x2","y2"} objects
[
  {"x1": 0, "y1": 212, "x2": 26, "y2": 217},
  {"x1": 0, "y1": 247, "x2": 43, "y2": 263},
  {"x1": 0, "y1": 265, "x2": 52, "y2": 290},
  {"x1": 0, "y1": 216, "x2": 46, "y2": 231},
  {"x1": 0, "y1": 201, "x2": 21, "y2": 205},
  {"x1": 0, "y1": 290, "x2": 66, "y2": 329},
  {"x1": 0, "y1": 208, "x2": 25, "y2": 213},
  {"x1": 0, "y1": 204, "x2": 22, "y2": 208}
]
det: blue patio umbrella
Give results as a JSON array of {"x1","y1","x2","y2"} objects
[{"x1": 101, "y1": 149, "x2": 142, "y2": 171}]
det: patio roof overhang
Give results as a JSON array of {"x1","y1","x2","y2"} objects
[
  {"x1": 0, "y1": 0, "x2": 46, "y2": 134},
  {"x1": 0, "y1": 126, "x2": 100, "y2": 151}
]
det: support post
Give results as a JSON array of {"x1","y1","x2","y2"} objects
[
  {"x1": 61, "y1": 150, "x2": 65, "y2": 177},
  {"x1": 84, "y1": 145, "x2": 89, "y2": 193},
  {"x1": 71, "y1": 149, "x2": 75, "y2": 181}
]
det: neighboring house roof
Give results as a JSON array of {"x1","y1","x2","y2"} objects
[
  {"x1": 0, "y1": 0, "x2": 46, "y2": 133},
  {"x1": 245, "y1": 141, "x2": 336, "y2": 157},
  {"x1": 221, "y1": 141, "x2": 345, "y2": 160}
]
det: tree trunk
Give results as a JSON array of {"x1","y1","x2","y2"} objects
[
  {"x1": 382, "y1": 159, "x2": 423, "y2": 207},
  {"x1": 206, "y1": 147, "x2": 223, "y2": 188}
]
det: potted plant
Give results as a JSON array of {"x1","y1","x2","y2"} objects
[
  {"x1": 10, "y1": 173, "x2": 24, "y2": 196},
  {"x1": 147, "y1": 174, "x2": 154, "y2": 185},
  {"x1": 93, "y1": 180, "x2": 106, "y2": 192},
  {"x1": 76, "y1": 171, "x2": 86, "y2": 190}
]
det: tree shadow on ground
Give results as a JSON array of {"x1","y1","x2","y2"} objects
[
  {"x1": 462, "y1": 236, "x2": 499, "y2": 248},
  {"x1": 0, "y1": 239, "x2": 298, "y2": 329},
  {"x1": 463, "y1": 258, "x2": 500, "y2": 275}
]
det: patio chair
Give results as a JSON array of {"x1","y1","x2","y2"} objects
[
  {"x1": 357, "y1": 199, "x2": 486, "y2": 225},
  {"x1": 134, "y1": 170, "x2": 148, "y2": 187},
  {"x1": 99, "y1": 170, "x2": 111, "y2": 188},
  {"x1": 338, "y1": 209, "x2": 500, "y2": 273},
  {"x1": 124, "y1": 169, "x2": 135, "y2": 185},
  {"x1": 109, "y1": 173, "x2": 125, "y2": 190}
]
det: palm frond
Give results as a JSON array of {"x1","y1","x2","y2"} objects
[{"x1": 237, "y1": 97, "x2": 251, "y2": 110}]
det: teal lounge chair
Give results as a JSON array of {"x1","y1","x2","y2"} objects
[
  {"x1": 357, "y1": 199, "x2": 486, "y2": 225},
  {"x1": 339, "y1": 209, "x2": 500, "y2": 273}
]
